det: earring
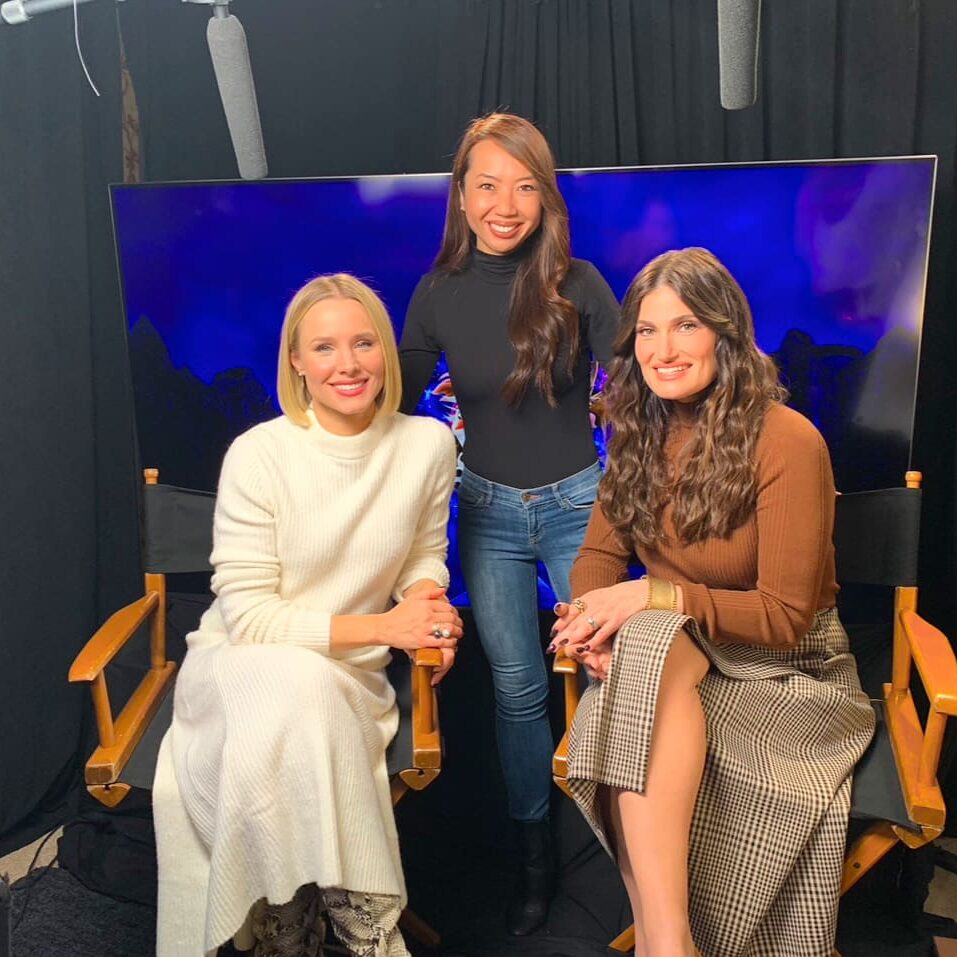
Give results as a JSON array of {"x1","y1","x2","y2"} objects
[{"x1": 297, "y1": 370, "x2": 305, "y2": 377}]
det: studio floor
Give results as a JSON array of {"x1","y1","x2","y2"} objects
[{"x1": 3, "y1": 824, "x2": 956, "y2": 957}]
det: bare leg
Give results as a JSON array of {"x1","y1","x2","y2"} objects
[
  {"x1": 605, "y1": 629, "x2": 708, "y2": 957},
  {"x1": 603, "y1": 785, "x2": 646, "y2": 955}
]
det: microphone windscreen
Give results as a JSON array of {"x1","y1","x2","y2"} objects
[
  {"x1": 717, "y1": 0, "x2": 761, "y2": 110},
  {"x1": 207, "y1": 14, "x2": 268, "y2": 180}
]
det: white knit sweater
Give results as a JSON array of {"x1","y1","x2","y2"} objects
[
  {"x1": 192, "y1": 407, "x2": 456, "y2": 659},
  {"x1": 156, "y1": 409, "x2": 456, "y2": 956}
]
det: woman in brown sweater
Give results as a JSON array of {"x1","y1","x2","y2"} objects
[{"x1": 549, "y1": 248, "x2": 874, "y2": 957}]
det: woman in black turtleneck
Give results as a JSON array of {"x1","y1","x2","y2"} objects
[{"x1": 398, "y1": 113, "x2": 619, "y2": 936}]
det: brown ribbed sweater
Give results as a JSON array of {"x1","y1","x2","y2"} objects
[{"x1": 570, "y1": 403, "x2": 838, "y2": 647}]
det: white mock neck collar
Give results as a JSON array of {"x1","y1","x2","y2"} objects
[{"x1": 303, "y1": 407, "x2": 390, "y2": 459}]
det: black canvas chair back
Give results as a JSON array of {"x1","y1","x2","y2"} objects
[
  {"x1": 833, "y1": 486, "x2": 921, "y2": 588},
  {"x1": 71, "y1": 471, "x2": 443, "y2": 807},
  {"x1": 835, "y1": 485, "x2": 922, "y2": 833},
  {"x1": 142, "y1": 482, "x2": 217, "y2": 575},
  {"x1": 833, "y1": 473, "x2": 957, "y2": 923}
]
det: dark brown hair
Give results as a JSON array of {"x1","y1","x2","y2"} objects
[
  {"x1": 435, "y1": 112, "x2": 578, "y2": 407},
  {"x1": 599, "y1": 247, "x2": 787, "y2": 546}
]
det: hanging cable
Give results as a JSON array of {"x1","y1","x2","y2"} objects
[{"x1": 73, "y1": 0, "x2": 101, "y2": 97}]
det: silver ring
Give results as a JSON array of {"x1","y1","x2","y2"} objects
[
  {"x1": 441, "y1": 628, "x2": 451, "y2": 639},
  {"x1": 587, "y1": 616, "x2": 598, "y2": 630},
  {"x1": 431, "y1": 625, "x2": 443, "y2": 638}
]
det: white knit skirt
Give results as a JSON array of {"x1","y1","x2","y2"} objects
[
  {"x1": 159, "y1": 639, "x2": 405, "y2": 955},
  {"x1": 567, "y1": 608, "x2": 875, "y2": 957}
]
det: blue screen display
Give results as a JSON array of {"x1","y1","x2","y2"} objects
[{"x1": 112, "y1": 158, "x2": 935, "y2": 605}]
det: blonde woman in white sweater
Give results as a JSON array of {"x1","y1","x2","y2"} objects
[{"x1": 154, "y1": 275, "x2": 460, "y2": 957}]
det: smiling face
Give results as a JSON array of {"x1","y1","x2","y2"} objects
[
  {"x1": 634, "y1": 285, "x2": 719, "y2": 404},
  {"x1": 291, "y1": 296, "x2": 385, "y2": 435},
  {"x1": 460, "y1": 138, "x2": 543, "y2": 255}
]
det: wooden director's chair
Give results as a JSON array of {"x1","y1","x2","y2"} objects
[
  {"x1": 69, "y1": 468, "x2": 445, "y2": 949},
  {"x1": 552, "y1": 471, "x2": 957, "y2": 956}
]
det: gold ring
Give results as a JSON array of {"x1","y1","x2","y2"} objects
[{"x1": 572, "y1": 597, "x2": 587, "y2": 614}]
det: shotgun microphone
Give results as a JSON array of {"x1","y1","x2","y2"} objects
[
  {"x1": 206, "y1": 9, "x2": 268, "y2": 180},
  {"x1": 1, "y1": 0, "x2": 100, "y2": 25},
  {"x1": 717, "y1": 0, "x2": 761, "y2": 110}
]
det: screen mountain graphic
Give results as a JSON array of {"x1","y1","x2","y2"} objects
[{"x1": 129, "y1": 316, "x2": 276, "y2": 491}]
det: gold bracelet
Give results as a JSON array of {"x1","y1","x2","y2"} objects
[{"x1": 645, "y1": 575, "x2": 678, "y2": 612}]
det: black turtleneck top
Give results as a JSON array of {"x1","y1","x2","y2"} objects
[{"x1": 398, "y1": 250, "x2": 620, "y2": 488}]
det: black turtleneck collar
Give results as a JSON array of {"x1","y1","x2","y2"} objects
[{"x1": 470, "y1": 242, "x2": 532, "y2": 284}]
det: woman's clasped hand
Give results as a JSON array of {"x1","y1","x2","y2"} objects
[
  {"x1": 385, "y1": 587, "x2": 462, "y2": 683},
  {"x1": 548, "y1": 579, "x2": 650, "y2": 680}
]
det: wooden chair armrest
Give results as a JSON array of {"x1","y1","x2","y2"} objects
[
  {"x1": 84, "y1": 663, "x2": 176, "y2": 787},
  {"x1": 412, "y1": 648, "x2": 443, "y2": 669},
  {"x1": 409, "y1": 649, "x2": 441, "y2": 772},
  {"x1": 553, "y1": 648, "x2": 583, "y2": 729},
  {"x1": 552, "y1": 730, "x2": 574, "y2": 799},
  {"x1": 899, "y1": 610, "x2": 957, "y2": 716},
  {"x1": 553, "y1": 731, "x2": 569, "y2": 777},
  {"x1": 882, "y1": 609, "x2": 957, "y2": 831},
  {"x1": 68, "y1": 592, "x2": 161, "y2": 682},
  {"x1": 552, "y1": 647, "x2": 580, "y2": 675}
]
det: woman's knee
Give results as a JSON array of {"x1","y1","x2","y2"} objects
[
  {"x1": 489, "y1": 662, "x2": 549, "y2": 719},
  {"x1": 660, "y1": 629, "x2": 709, "y2": 692},
  {"x1": 218, "y1": 645, "x2": 345, "y2": 721}
]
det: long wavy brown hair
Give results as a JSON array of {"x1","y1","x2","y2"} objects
[
  {"x1": 599, "y1": 247, "x2": 787, "y2": 547},
  {"x1": 435, "y1": 112, "x2": 578, "y2": 407}
]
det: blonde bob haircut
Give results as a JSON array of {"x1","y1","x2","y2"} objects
[{"x1": 276, "y1": 273, "x2": 402, "y2": 428}]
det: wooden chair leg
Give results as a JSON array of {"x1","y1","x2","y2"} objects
[
  {"x1": 389, "y1": 776, "x2": 409, "y2": 805},
  {"x1": 610, "y1": 924, "x2": 635, "y2": 952},
  {"x1": 399, "y1": 907, "x2": 441, "y2": 949},
  {"x1": 840, "y1": 820, "x2": 900, "y2": 895}
]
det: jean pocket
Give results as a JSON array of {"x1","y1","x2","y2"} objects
[
  {"x1": 456, "y1": 481, "x2": 490, "y2": 510},
  {"x1": 556, "y1": 464, "x2": 600, "y2": 511},
  {"x1": 557, "y1": 485, "x2": 597, "y2": 511}
]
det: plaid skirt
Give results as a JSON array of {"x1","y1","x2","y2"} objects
[{"x1": 566, "y1": 607, "x2": 875, "y2": 957}]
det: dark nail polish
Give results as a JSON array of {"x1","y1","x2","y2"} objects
[
  {"x1": 559, "y1": 638, "x2": 569, "y2": 646},
  {"x1": 549, "y1": 626, "x2": 558, "y2": 638},
  {"x1": 546, "y1": 644, "x2": 555, "y2": 654},
  {"x1": 581, "y1": 645, "x2": 591, "y2": 653}
]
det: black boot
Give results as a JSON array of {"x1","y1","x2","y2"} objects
[{"x1": 506, "y1": 819, "x2": 556, "y2": 936}]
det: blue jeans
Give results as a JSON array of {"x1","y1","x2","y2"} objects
[{"x1": 456, "y1": 461, "x2": 601, "y2": 822}]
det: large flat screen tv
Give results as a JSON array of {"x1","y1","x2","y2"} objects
[{"x1": 111, "y1": 156, "x2": 936, "y2": 605}]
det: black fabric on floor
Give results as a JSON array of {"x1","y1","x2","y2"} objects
[
  {"x1": 7, "y1": 855, "x2": 950, "y2": 957},
  {"x1": 58, "y1": 789, "x2": 157, "y2": 908},
  {"x1": 9, "y1": 868, "x2": 154, "y2": 957},
  {"x1": 1, "y1": 875, "x2": 10, "y2": 957}
]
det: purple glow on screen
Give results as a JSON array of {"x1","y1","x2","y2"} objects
[{"x1": 112, "y1": 157, "x2": 935, "y2": 605}]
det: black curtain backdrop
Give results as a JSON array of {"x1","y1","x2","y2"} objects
[
  {"x1": 1, "y1": 0, "x2": 955, "y2": 856},
  {"x1": 0, "y1": 6, "x2": 141, "y2": 851},
  {"x1": 119, "y1": 0, "x2": 957, "y2": 633}
]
